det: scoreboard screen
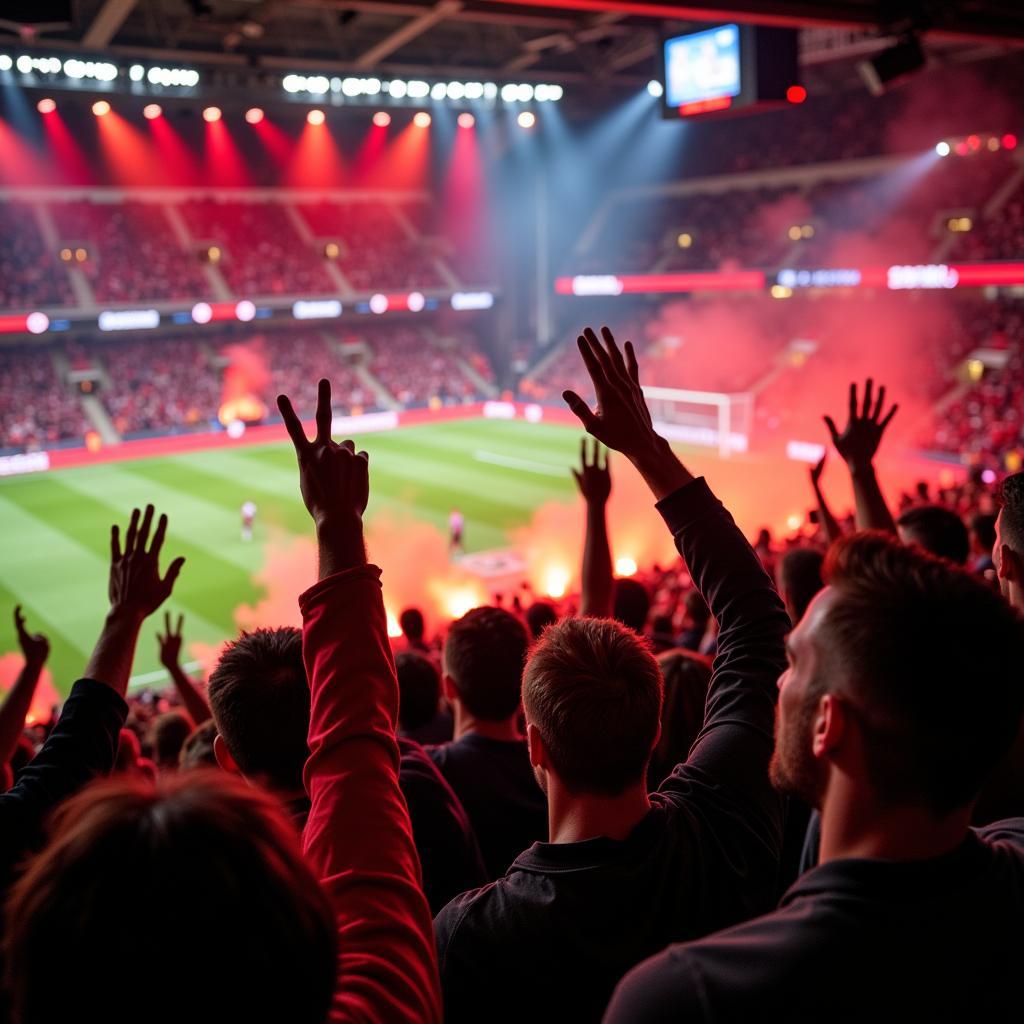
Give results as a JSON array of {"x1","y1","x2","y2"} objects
[{"x1": 664, "y1": 24, "x2": 742, "y2": 110}]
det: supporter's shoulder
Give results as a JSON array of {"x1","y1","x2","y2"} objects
[{"x1": 434, "y1": 877, "x2": 507, "y2": 954}]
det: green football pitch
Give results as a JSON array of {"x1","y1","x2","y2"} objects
[{"x1": 0, "y1": 419, "x2": 584, "y2": 695}]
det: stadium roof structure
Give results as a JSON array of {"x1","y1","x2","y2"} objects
[{"x1": 4, "y1": 1, "x2": 1024, "y2": 90}]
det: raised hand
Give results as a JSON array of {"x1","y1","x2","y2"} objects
[
  {"x1": 157, "y1": 611, "x2": 184, "y2": 670},
  {"x1": 278, "y1": 378, "x2": 368, "y2": 575},
  {"x1": 572, "y1": 437, "x2": 611, "y2": 506},
  {"x1": 563, "y1": 326, "x2": 692, "y2": 501},
  {"x1": 824, "y1": 379, "x2": 898, "y2": 469},
  {"x1": 109, "y1": 505, "x2": 185, "y2": 623},
  {"x1": 563, "y1": 327, "x2": 655, "y2": 459},
  {"x1": 14, "y1": 606, "x2": 49, "y2": 669},
  {"x1": 810, "y1": 452, "x2": 826, "y2": 489}
]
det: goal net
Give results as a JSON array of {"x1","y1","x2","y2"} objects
[{"x1": 640, "y1": 386, "x2": 753, "y2": 459}]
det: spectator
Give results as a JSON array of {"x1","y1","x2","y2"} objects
[
  {"x1": 179, "y1": 720, "x2": 218, "y2": 770},
  {"x1": 399, "y1": 606, "x2": 430, "y2": 654},
  {"x1": 435, "y1": 328, "x2": 788, "y2": 1022},
  {"x1": 613, "y1": 578, "x2": 651, "y2": 634},
  {"x1": 396, "y1": 651, "x2": 452, "y2": 746},
  {"x1": 777, "y1": 548, "x2": 826, "y2": 624},
  {"x1": 427, "y1": 606, "x2": 546, "y2": 880},
  {"x1": 607, "y1": 533, "x2": 1024, "y2": 1022},
  {"x1": 207, "y1": 627, "x2": 484, "y2": 914},
  {"x1": 149, "y1": 710, "x2": 193, "y2": 773},
  {"x1": 897, "y1": 505, "x2": 970, "y2": 565},
  {"x1": 970, "y1": 512, "x2": 998, "y2": 574},
  {"x1": 525, "y1": 600, "x2": 558, "y2": 639},
  {"x1": 995, "y1": 471, "x2": 1024, "y2": 609}
]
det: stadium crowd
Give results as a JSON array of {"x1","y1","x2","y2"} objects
[{"x1": 3, "y1": 326, "x2": 1023, "y2": 1024}]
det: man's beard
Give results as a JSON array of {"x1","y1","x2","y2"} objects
[{"x1": 769, "y1": 697, "x2": 822, "y2": 808}]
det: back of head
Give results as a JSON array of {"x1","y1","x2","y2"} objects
[
  {"x1": 818, "y1": 532, "x2": 1024, "y2": 815},
  {"x1": 971, "y1": 513, "x2": 997, "y2": 555},
  {"x1": 897, "y1": 504, "x2": 969, "y2": 565},
  {"x1": 778, "y1": 547, "x2": 825, "y2": 624},
  {"x1": 525, "y1": 601, "x2": 558, "y2": 639},
  {"x1": 648, "y1": 649, "x2": 710, "y2": 789},
  {"x1": 399, "y1": 607, "x2": 425, "y2": 643},
  {"x1": 444, "y1": 606, "x2": 529, "y2": 721},
  {"x1": 4, "y1": 771, "x2": 336, "y2": 1024},
  {"x1": 115, "y1": 728, "x2": 142, "y2": 773},
  {"x1": 207, "y1": 627, "x2": 309, "y2": 793},
  {"x1": 523, "y1": 617, "x2": 663, "y2": 795},
  {"x1": 998, "y1": 472, "x2": 1024, "y2": 556},
  {"x1": 179, "y1": 719, "x2": 219, "y2": 770},
  {"x1": 613, "y1": 578, "x2": 651, "y2": 633},
  {"x1": 395, "y1": 651, "x2": 442, "y2": 732},
  {"x1": 149, "y1": 711, "x2": 194, "y2": 770}
]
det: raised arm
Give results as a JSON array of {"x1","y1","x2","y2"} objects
[
  {"x1": 824, "y1": 379, "x2": 898, "y2": 536},
  {"x1": 0, "y1": 608, "x2": 49, "y2": 775},
  {"x1": 157, "y1": 613, "x2": 210, "y2": 725},
  {"x1": 573, "y1": 437, "x2": 614, "y2": 618},
  {"x1": 809, "y1": 452, "x2": 843, "y2": 545},
  {"x1": 279, "y1": 379, "x2": 441, "y2": 1024},
  {"x1": 0, "y1": 506, "x2": 184, "y2": 886},
  {"x1": 564, "y1": 327, "x2": 789, "y2": 799}
]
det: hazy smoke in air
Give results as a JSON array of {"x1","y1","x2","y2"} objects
[{"x1": 0, "y1": 655, "x2": 60, "y2": 725}]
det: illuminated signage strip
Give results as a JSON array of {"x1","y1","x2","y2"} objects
[
  {"x1": 556, "y1": 262, "x2": 1024, "y2": 297},
  {"x1": 98, "y1": 309, "x2": 160, "y2": 331}
]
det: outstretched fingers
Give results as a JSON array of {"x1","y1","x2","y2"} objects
[
  {"x1": 315, "y1": 378, "x2": 333, "y2": 444},
  {"x1": 278, "y1": 393, "x2": 309, "y2": 453},
  {"x1": 124, "y1": 508, "x2": 140, "y2": 558},
  {"x1": 563, "y1": 390, "x2": 599, "y2": 434}
]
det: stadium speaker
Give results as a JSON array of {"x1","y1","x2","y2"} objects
[
  {"x1": 858, "y1": 35, "x2": 925, "y2": 96},
  {"x1": 5, "y1": 2, "x2": 71, "y2": 21}
]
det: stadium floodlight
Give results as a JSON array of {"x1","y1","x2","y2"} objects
[
  {"x1": 373, "y1": 111, "x2": 391, "y2": 127},
  {"x1": 935, "y1": 141, "x2": 950, "y2": 156},
  {"x1": 483, "y1": 82, "x2": 498, "y2": 100},
  {"x1": 92, "y1": 99, "x2": 111, "y2": 116},
  {"x1": 447, "y1": 81, "x2": 465, "y2": 100},
  {"x1": 364, "y1": 77, "x2": 382, "y2": 95},
  {"x1": 457, "y1": 112, "x2": 475, "y2": 128},
  {"x1": 62, "y1": 58, "x2": 118, "y2": 81},
  {"x1": 517, "y1": 111, "x2": 536, "y2": 129},
  {"x1": 516, "y1": 84, "x2": 534, "y2": 102},
  {"x1": 407, "y1": 80, "x2": 430, "y2": 98},
  {"x1": 143, "y1": 103, "x2": 162, "y2": 120},
  {"x1": 647, "y1": 79, "x2": 663, "y2": 98},
  {"x1": 147, "y1": 66, "x2": 200, "y2": 87},
  {"x1": 307, "y1": 109, "x2": 326, "y2": 125},
  {"x1": 191, "y1": 302, "x2": 213, "y2": 325},
  {"x1": 129, "y1": 64, "x2": 145, "y2": 81},
  {"x1": 245, "y1": 107, "x2": 264, "y2": 124},
  {"x1": 203, "y1": 106, "x2": 222, "y2": 122},
  {"x1": 37, "y1": 98, "x2": 56, "y2": 114},
  {"x1": 547, "y1": 84, "x2": 563, "y2": 101},
  {"x1": 431, "y1": 82, "x2": 448, "y2": 100},
  {"x1": 464, "y1": 82, "x2": 484, "y2": 100},
  {"x1": 26, "y1": 312, "x2": 50, "y2": 335},
  {"x1": 500, "y1": 83, "x2": 518, "y2": 103},
  {"x1": 407, "y1": 292, "x2": 426, "y2": 313},
  {"x1": 0, "y1": 55, "x2": 13, "y2": 72},
  {"x1": 342, "y1": 77, "x2": 362, "y2": 96},
  {"x1": 369, "y1": 294, "x2": 389, "y2": 315},
  {"x1": 389, "y1": 79, "x2": 408, "y2": 98},
  {"x1": 235, "y1": 300, "x2": 256, "y2": 322},
  {"x1": 413, "y1": 111, "x2": 431, "y2": 127}
]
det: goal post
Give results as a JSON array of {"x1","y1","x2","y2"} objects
[{"x1": 640, "y1": 386, "x2": 753, "y2": 459}]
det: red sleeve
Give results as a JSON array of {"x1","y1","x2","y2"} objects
[{"x1": 299, "y1": 564, "x2": 442, "y2": 1024}]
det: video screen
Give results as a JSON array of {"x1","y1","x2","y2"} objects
[{"x1": 663, "y1": 24, "x2": 742, "y2": 108}]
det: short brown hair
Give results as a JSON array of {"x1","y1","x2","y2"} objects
[
  {"x1": 207, "y1": 627, "x2": 309, "y2": 792},
  {"x1": 523, "y1": 617, "x2": 663, "y2": 795},
  {"x1": 820, "y1": 532, "x2": 1024, "y2": 815},
  {"x1": 444, "y1": 606, "x2": 529, "y2": 721},
  {"x1": 4, "y1": 771, "x2": 336, "y2": 1024}
]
